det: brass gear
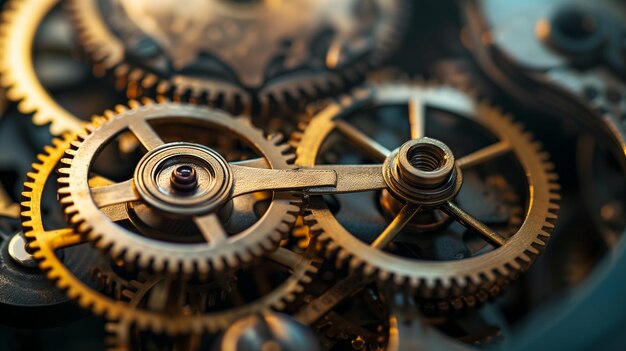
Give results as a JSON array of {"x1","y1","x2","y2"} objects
[
  {"x1": 57, "y1": 101, "x2": 304, "y2": 275},
  {"x1": 0, "y1": 0, "x2": 83, "y2": 135},
  {"x1": 295, "y1": 83, "x2": 560, "y2": 298},
  {"x1": 22, "y1": 135, "x2": 318, "y2": 334},
  {"x1": 67, "y1": 0, "x2": 409, "y2": 114}
]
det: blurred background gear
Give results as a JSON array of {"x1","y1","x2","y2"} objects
[{"x1": 68, "y1": 0, "x2": 409, "y2": 115}]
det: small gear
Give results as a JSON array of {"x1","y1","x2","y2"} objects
[
  {"x1": 22, "y1": 134, "x2": 319, "y2": 334},
  {"x1": 67, "y1": 0, "x2": 409, "y2": 114},
  {"x1": 295, "y1": 82, "x2": 560, "y2": 298},
  {"x1": 0, "y1": 0, "x2": 83, "y2": 135}
]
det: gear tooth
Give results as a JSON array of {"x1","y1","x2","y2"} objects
[
  {"x1": 225, "y1": 254, "x2": 239, "y2": 269},
  {"x1": 127, "y1": 100, "x2": 140, "y2": 109},
  {"x1": 212, "y1": 258, "x2": 225, "y2": 272},
  {"x1": 84, "y1": 123, "x2": 98, "y2": 133},
  {"x1": 59, "y1": 196, "x2": 74, "y2": 207},
  {"x1": 273, "y1": 300, "x2": 287, "y2": 311},
  {"x1": 182, "y1": 260, "x2": 195, "y2": 275},
  {"x1": 38, "y1": 152, "x2": 51, "y2": 162},
  {"x1": 495, "y1": 265, "x2": 509, "y2": 277},
  {"x1": 267, "y1": 133, "x2": 284, "y2": 144},
  {"x1": 334, "y1": 249, "x2": 350, "y2": 266},
  {"x1": 141, "y1": 97, "x2": 155, "y2": 106},
  {"x1": 348, "y1": 256, "x2": 364, "y2": 271},
  {"x1": 238, "y1": 249, "x2": 253, "y2": 263},
  {"x1": 548, "y1": 203, "x2": 560, "y2": 212},
  {"x1": 137, "y1": 254, "x2": 152, "y2": 270},
  {"x1": 114, "y1": 104, "x2": 128, "y2": 114},
  {"x1": 64, "y1": 148, "x2": 77, "y2": 157},
  {"x1": 378, "y1": 269, "x2": 390, "y2": 282},
  {"x1": 25, "y1": 172, "x2": 38, "y2": 181},
  {"x1": 57, "y1": 185, "x2": 71, "y2": 195},
  {"x1": 195, "y1": 260, "x2": 209, "y2": 274}
]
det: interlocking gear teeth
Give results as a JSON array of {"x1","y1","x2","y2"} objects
[{"x1": 295, "y1": 82, "x2": 560, "y2": 305}]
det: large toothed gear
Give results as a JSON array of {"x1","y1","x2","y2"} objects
[
  {"x1": 56, "y1": 101, "x2": 305, "y2": 275},
  {"x1": 0, "y1": 0, "x2": 83, "y2": 135},
  {"x1": 67, "y1": 0, "x2": 409, "y2": 114},
  {"x1": 22, "y1": 134, "x2": 319, "y2": 335},
  {"x1": 295, "y1": 83, "x2": 560, "y2": 299}
]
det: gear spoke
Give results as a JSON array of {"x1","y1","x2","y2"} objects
[
  {"x1": 306, "y1": 165, "x2": 386, "y2": 194},
  {"x1": 193, "y1": 213, "x2": 227, "y2": 246},
  {"x1": 230, "y1": 158, "x2": 269, "y2": 168},
  {"x1": 409, "y1": 96, "x2": 426, "y2": 139},
  {"x1": 456, "y1": 141, "x2": 512, "y2": 170},
  {"x1": 371, "y1": 204, "x2": 421, "y2": 249},
  {"x1": 128, "y1": 119, "x2": 165, "y2": 151},
  {"x1": 335, "y1": 120, "x2": 390, "y2": 162},
  {"x1": 295, "y1": 273, "x2": 371, "y2": 325},
  {"x1": 0, "y1": 206, "x2": 19, "y2": 219},
  {"x1": 230, "y1": 165, "x2": 337, "y2": 197},
  {"x1": 266, "y1": 247, "x2": 301, "y2": 268},
  {"x1": 91, "y1": 179, "x2": 139, "y2": 208},
  {"x1": 442, "y1": 201, "x2": 507, "y2": 247},
  {"x1": 41, "y1": 228, "x2": 86, "y2": 250}
]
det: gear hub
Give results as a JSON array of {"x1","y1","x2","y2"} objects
[{"x1": 383, "y1": 137, "x2": 462, "y2": 207}]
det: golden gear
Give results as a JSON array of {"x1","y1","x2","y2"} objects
[
  {"x1": 0, "y1": 0, "x2": 82, "y2": 135},
  {"x1": 295, "y1": 83, "x2": 560, "y2": 298},
  {"x1": 57, "y1": 101, "x2": 308, "y2": 275},
  {"x1": 67, "y1": 0, "x2": 408, "y2": 114},
  {"x1": 22, "y1": 135, "x2": 319, "y2": 334}
]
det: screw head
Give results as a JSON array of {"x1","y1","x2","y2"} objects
[
  {"x1": 170, "y1": 165, "x2": 198, "y2": 192},
  {"x1": 8, "y1": 233, "x2": 38, "y2": 268}
]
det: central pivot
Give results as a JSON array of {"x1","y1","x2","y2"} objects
[
  {"x1": 382, "y1": 137, "x2": 462, "y2": 207},
  {"x1": 170, "y1": 165, "x2": 198, "y2": 192},
  {"x1": 134, "y1": 142, "x2": 233, "y2": 216}
]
